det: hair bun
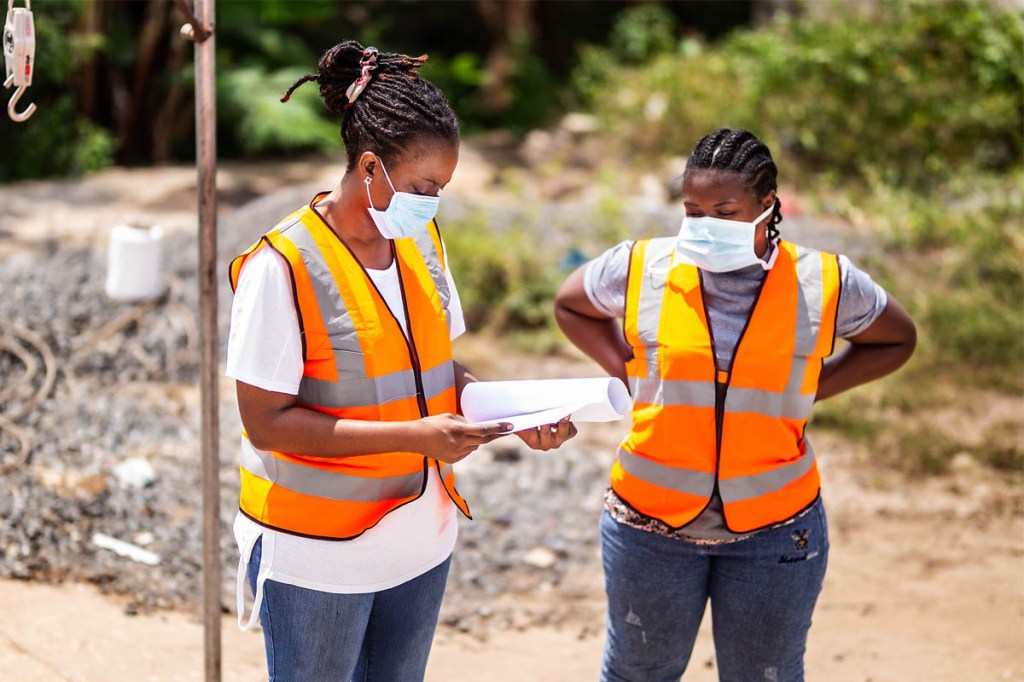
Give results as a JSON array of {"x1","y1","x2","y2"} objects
[{"x1": 343, "y1": 46, "x2": 380, "y2": 109}]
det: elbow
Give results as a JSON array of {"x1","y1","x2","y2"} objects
[
  {"x1": 243, "y1": 422, "x2": 273, "y2": 452},
  {"x1": 553, "y1": 285, "x2": 571, "y2": 316},
  {"x1": 553, "y1": 286, "x2": 579, "y2": 334},
  {"x1": 899, "y1": 317, "x2": 918, "y2": 365},
  {"x1": 240, "y1": 410, "x2": 280, "y2": 452},
  {"x1": 553, "y1": 301, "x2": 572, "y2": 333}
]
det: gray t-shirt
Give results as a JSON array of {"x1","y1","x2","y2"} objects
[{"x1": 585, "y1": 240, "x2": 888, "y2": 540}]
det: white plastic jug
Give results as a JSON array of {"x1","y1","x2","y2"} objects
[{"x1": 105, "y1": 224, "x2": 166, "y2": 302}]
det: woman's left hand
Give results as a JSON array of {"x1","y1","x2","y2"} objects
[{"x1": 516, "y1": 417, "x2": 578, "y2": 451}]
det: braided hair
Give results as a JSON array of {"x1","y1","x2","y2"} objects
[
  {"x1": 684, "y1": 128, "x2": 783, "y2": 240},
  {"x1": 282, "y1": 40, "x2": 460, "y2": 172}
]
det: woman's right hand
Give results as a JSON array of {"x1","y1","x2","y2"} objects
[{"x1": 415, "y1": 414, "x2": 513, "y2": 463}]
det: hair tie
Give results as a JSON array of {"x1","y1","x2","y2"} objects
[{"x1": 344, "y1": 46, "x2": 379, "y2": 109}]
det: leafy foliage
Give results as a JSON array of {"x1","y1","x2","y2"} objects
[
  {"x1": 737, "y1": 1, "x2": 1023, "y2": 188},
  {"x1": 608, "y1": 3, "x2": 678, "y2": 65},
  {"x1": 866, "y1": 173, "x2": 1024, "y2": 373},
  {"x1": 218, "y1": 67, "x2": 339, "y2": 156},
  {"x1": 575, "y1": 0, "x2": 1023, "y2": 187},
  {"x1": 443, "y1": 210, "x2": 562, "y2": 335}
]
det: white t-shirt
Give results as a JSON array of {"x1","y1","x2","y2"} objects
[{"x1": 227, "y1": 244, "x2": 466, "y2": 628}]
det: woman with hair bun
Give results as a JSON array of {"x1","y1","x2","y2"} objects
[{"x1": 226, "y1": 40, "x2": 575, "y2": 681}]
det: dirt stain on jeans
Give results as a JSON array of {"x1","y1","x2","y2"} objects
[{"x1": 625, "y1": 606, "x2": 646, "y2": 644}]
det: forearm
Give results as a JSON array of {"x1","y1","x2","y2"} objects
[
  {"x1": 816, "y1": 341, "x2": 915, "y2": 401},
  {"x1": 453, "y1": 360, "x2": 478, "y2": 415},
  {"x1": 816, "y1": 295, "x2": 917, "y2": 401},
  {"x1": 243, "y1": 401, "x2": 421, "y2": 458},
  {"x1": 555, "y1": 305, "x2": 631, "y2": 386}
]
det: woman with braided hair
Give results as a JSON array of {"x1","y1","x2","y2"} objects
[
  {"x1": 555, "y1": 128, "x2": 916, "y2": 681},
  {"x1": 226, "y1": 40, "x2": 575, "y2": 681}
]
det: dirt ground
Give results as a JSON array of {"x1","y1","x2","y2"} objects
[{"x1": 1, "y1": 160, "x2": 1022, "y2": 681}]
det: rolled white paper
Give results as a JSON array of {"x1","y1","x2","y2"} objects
[{"x1": 462, "y1": 377, "x2": 631, "y2": 432}]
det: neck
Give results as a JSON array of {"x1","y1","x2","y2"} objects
[{"x1": 315, "y1": 175, "x2": 393, "y2": 269}]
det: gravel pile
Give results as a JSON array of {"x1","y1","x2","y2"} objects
[{"x1": 0, "y1": 185, "x2": 622, "y2": 636}]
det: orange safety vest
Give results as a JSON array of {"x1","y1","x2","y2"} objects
[
  {"x1": 228, "y1": 193, "x2": 471, "y2": 540},
  {"x1": 613, "y1": 239, "x2": 840, "y2": 533}
]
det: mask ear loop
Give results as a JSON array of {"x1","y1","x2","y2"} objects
[
  {"x1": 365, "y1": 156, "x2": 396, "y2": 213},
  {"x1": 364, "y1": 174, "x2": 379, "y2": 211},
  {"x1": 375, "y1": 157, "x2": 397, "y2": 193}
]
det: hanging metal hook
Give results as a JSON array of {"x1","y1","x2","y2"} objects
[
  {"x1": 5, "y1": 73, "x2": 34, "y2": 121},
  {"x1": 4, "y1": 0, "x2": 36, "y2": 122}
]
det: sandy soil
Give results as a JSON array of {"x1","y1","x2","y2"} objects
[
  {"x1": 1, "y1": 160, "x2": 1022, "y2": 681},
  {"x1": 2, "y1": 454, "x2": 1020, "y2": 682}
]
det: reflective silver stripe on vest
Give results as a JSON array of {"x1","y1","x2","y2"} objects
[
  {"x1": 617, "y1": 448, "x2": 716, "y2": 497},
  {"x1": 631, "y1": 377, "x2": 717, "y2": 409},
  {"x1": 408, "y1": 223, "x2": 451, "y2": 314},
  {"x1": 635, "y1": 238, "x2": 675, "y2": 348},
  {"x1": 299, "y1": 368, "x2": 415, "y2": 408},
  {"x1": 241, "y1": 437, "x2": 424, "y2": 502},
  {"x1": 718, "y1": 441, "x2": 816, "y2": 504},
  {"x1": 627, "y1": 345, "x2": 662, "y2": 399},
  {"x1": 724, "y1": 385, "x2": 816, "y2": 419},
  {"x1": 794, "y1": 246, "x2": 823, "y2": 356},
  {"x1": 298, "y1": 360, "x2": 455, "y2": 410},
  {"x1": 281, "y1": 219, "x2": 365, "y2": 358},
  {"x1": 421, "y1": 360, "x2": 456, "y2": 400}
]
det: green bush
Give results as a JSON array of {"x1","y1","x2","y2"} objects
[
  {"x1": 977, "y1": 419, "x2": 1024, "y2": 471},
  {"x1": 442, "y1": 210, "x2": 562, "y2": 335},
  {"x1": 574, "y1": 0, "x2": 1023, "y2": 186},
  {"x1": 738, "y1": 0, "x2": 1022, "y2": 188},
  {"x1": 860, "y1": 172, "x2": 1024, "y2": 374},
  {"x1": 421, "y1": 53, "x2": 487, "y2": 133},
  {"x1": 218, "y1": 67, "x2": 340, "y2": 156},
  {"x1": 608, "y1": 4, "x2": 679, "y2": 65}
]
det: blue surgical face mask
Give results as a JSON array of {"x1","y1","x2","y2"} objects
[
  {"x1": 365, "y1": 158, "x2": 440, "y2": 240},
  {"x1": 673, "y1": 203, "x2": 778, "y2": 273}
]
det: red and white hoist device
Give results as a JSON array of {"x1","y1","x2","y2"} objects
[{"x1": 3, "y1": 0, "x2": 36, "y2": 122}]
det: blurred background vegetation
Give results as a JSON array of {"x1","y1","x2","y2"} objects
[{"x1": 1, "y1": 0, "x2": 1022, "y2": 475}]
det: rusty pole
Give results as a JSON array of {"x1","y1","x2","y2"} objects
[{"x1": 176, "y1": 0, "x2": 220, "y2": 679}]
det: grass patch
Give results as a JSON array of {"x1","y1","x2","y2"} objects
[
  {"x1": 977, "y1": 419, "x2": 1024, "y2": 472},
  {"x1": 811, "y1": 394, "x2": 886, "y2": 443}
]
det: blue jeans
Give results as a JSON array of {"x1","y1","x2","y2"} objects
[
  {"x1": 600, "y1": 498, "x2": 829, "y2": 682},
  {"x1": 246, "y1": 537, "x2": 451, "y2": 682}
]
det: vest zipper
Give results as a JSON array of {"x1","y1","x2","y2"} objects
[
  {"x1": 361, "y1": 244, "x2": 437, "y2": 509},
  {"x1": 698, "y1": 271, "x2": 770, "y2": 493},
  {"x1": 699, "y1": 276, "x2": 726, "y2": 496},
  {"x1": 393, "y1": 244, "x2": 469, "y2": 516}
]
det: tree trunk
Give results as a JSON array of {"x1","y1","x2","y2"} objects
[
  {"x1": 151, "y1": 24, "x2": 189, "y2": 164},
  {"x1": 77, "y1": 0, "x2": 102, "y2": 119},
  {"x1": 475, "y1": 0, "x2": 536, "y2": 114}
]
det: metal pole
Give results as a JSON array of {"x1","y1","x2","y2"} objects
[{"x1": 189, "y1": 0, "x2": 221, "y2": 679}]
